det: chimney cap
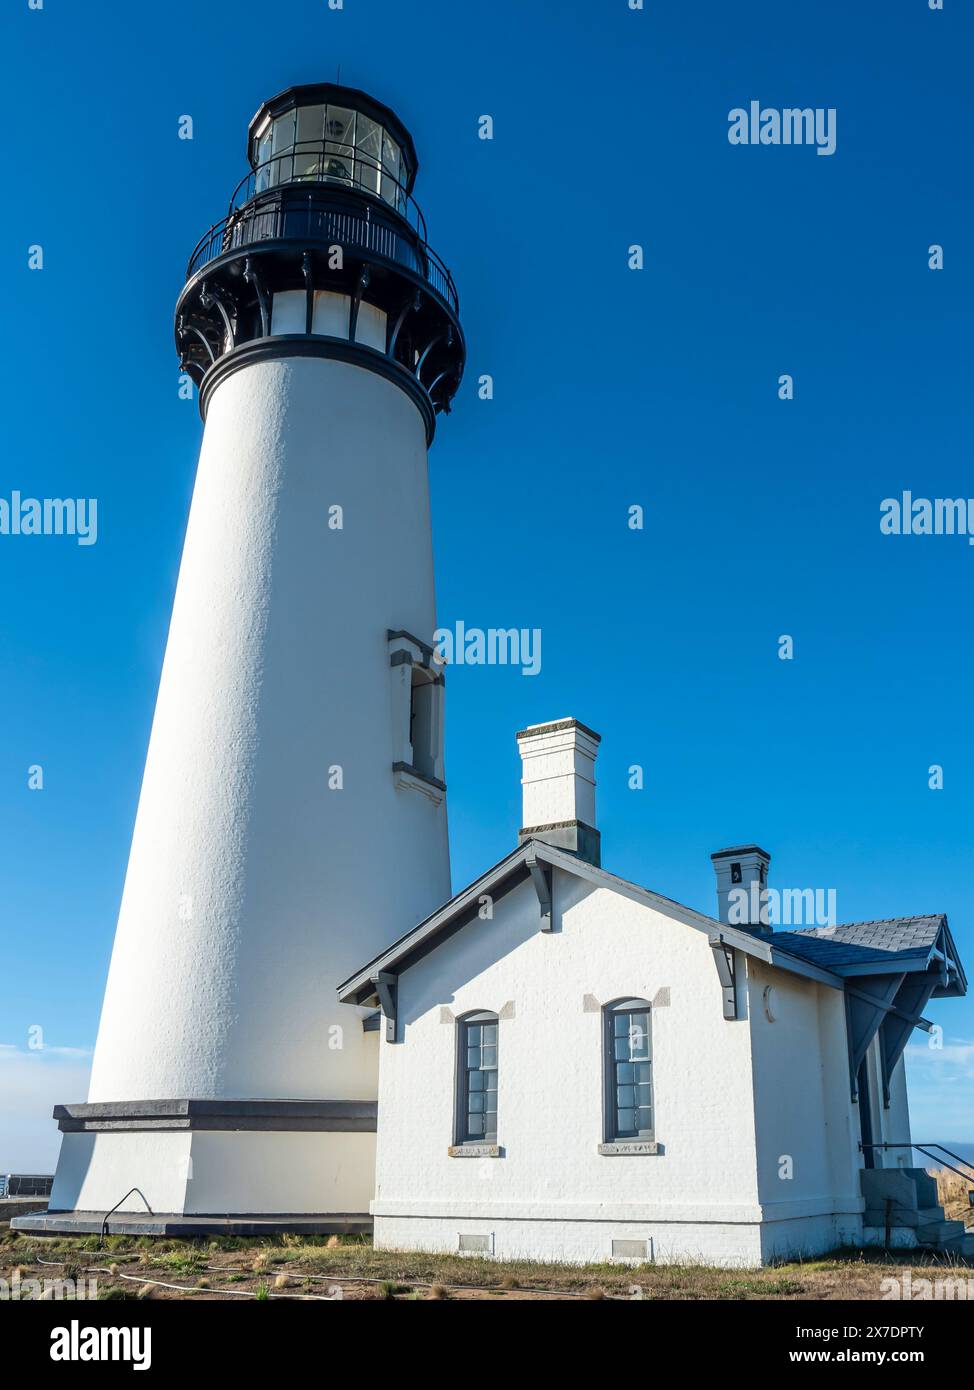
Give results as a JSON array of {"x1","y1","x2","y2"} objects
[
  {"x1": 710, "y1": 844, "x2": 771, "y2": 862},
  {"x1": 516, "y1": 717, "x2": 601, "y2": 743}
]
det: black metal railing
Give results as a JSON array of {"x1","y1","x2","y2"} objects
[
  {"x1": 229, "y1": 144, "x2": 424, "y2": 237},
  {"x1": 187, "y1": 187, "x2": 459, "y2": 315},
  {"x1": 861, "y1": 1142, "x2": 974, "y2": 1192}
]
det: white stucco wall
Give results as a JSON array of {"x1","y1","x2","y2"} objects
[
  {"x1": 51, "y1": 353, "x2": 449, "y2": 1217},
  {"x1": 89, "y1": 356, "x2": 449, "y2": 1105},
  {"x1": 372, "y1": 867, "x2": 771, "y2": 1265},
  {"x1": 50, "y1": 1129, "x2": 375, "y2": 1216},
  {"x1": 745, "y1": 961, "x2": 865, "y2": 1260}
]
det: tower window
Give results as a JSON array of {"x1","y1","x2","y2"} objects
[
  {"x1": 604, "y1": 999, "x2": 654, "y2": 1141},
  {"x1": 409, "y1": 668, "x2": 436, "y2": 781},
  {"x1": 388, "y1": 631, "x2": 446, "y2": 802},
  {"x1": 731, "y1": 862, "x2": 742, "y2": 884}
]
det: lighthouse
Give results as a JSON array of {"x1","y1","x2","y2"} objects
[{"x1": 37, "y1": 84, "x2": 464, "y2": 1231}]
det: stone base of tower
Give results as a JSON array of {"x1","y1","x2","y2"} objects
[
  {"x1": 14, "y1": 1100, "x2": 377, "y2": 1235},
  {"x1": 12, "y1": 1209, "x2": 372, "y2": 1238}
]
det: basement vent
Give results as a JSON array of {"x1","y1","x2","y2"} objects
[
  {"x1": 458, "y1": 1233, "x2": 492, "y2": 1254},
  {"x1": 611, "y1": 1238, "x2": 651, "y2": 1261}
]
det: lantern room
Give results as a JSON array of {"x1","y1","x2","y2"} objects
[{"x1": 247, "y1": 84, "x2": 419, "y2": 219}]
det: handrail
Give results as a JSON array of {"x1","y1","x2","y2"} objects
[
  {"x1": 185, "y1": 187, "x2": 459, "y2": 315},
  {"x1": 99, "y1": 1186, "x2": 153, "y2": 1243},
  {"x1": 861, "y1": 1141, "x2": 974, "y2": 1188},
  {"x1": 229, "y1": 144, "x2": 424, "y2": 239}
]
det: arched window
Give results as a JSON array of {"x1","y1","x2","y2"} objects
[
  {"x1": 456, "y1": 1011, "x2": 498, "y2": 1145},
  {"x1": 604, "y1": 999, "x2": 653, "y2": 1141}
]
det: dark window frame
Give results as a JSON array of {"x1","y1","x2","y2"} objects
[
  {"x1": 603, "y1": 998, "x2": 654, "y2": 1142},
  {"x1": 455, "y1": 1011, "x2": 499, "y2": 1146}
]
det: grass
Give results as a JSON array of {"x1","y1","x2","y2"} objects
[
  {"x1": 1, "y1": 1221, "x2": 971, "y2": 1301},
  {"x1": 935, "y1": 1167, "x2": 974, "y2": 1223}
]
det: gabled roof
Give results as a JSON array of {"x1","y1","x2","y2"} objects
[{"x1": 340, "y1": 841, "x2": 961, "y2": 1007}]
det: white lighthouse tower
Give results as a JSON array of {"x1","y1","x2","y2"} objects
[{"x1": 32, "y1": 84, "x2": 464, "y2": 1232}]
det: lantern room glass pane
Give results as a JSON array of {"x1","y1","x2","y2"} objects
[
  {"x1": 296, "y1": 103, "x2": 325, "y2": 147},
  {"x1": 355, "y1": 114, "x2": 382, "y2": 196},
  {"x1": 271, "y1": 112, "x2": 295, "y2": 153},
  {"x1": 322, "y1": 105, "x2": 355, "y2": 186},
  {"x1": 381, "y1": 131, "x2": 402, "y2": 207}
]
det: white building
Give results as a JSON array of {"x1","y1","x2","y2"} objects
[{"x1": 338, "y1": 719, "x2": 970, "y2": 1266}]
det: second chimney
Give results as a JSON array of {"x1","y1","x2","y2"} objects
[
  {"x1": 516, "y1": 718, "x2": 601, "y2": 866},
  {"x1": 711, "y1": 844, "x2": 772, "y2": 930}
]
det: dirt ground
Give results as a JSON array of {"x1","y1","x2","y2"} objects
[{"x1": 3, "y1": 1223, "x2": 973, "y2": 1301}]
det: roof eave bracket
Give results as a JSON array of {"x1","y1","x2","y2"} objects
[
  {"x1": 525, "y1": 848, "x2": 552, "y2": 928},
  {"x1": 709, "y1": 936, "x2": 739, "y2": 1020},
  {"x1": 371, "y1": 971, "x2": 398, "y2": 1044}
]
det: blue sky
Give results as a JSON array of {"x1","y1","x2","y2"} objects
[{"x1": 1, "y1": 0, "x2": 972, "y2": 1168}]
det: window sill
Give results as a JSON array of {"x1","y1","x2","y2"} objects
[
  {"x1": 598, "y1": 1140, "x2": 660, "y2": 1156},
  {"x1": 393, "y1": 762, "x2": 446, "y2": 804},
  {"x1": 448, "y1": 1144, "x2": 501, "y2": 1158}
]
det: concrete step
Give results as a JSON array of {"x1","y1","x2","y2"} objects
[
  {"x1": 861, "y1": 1225, "x2": 919, "y2": 1250},
  {"x1": 917, "y1": 1218, "x2": 967, "y2": 1245},
  {"x1": 862, "y1": 1203, "x2": 948, "y2": 1229},
  {"x1": 905, "y1": 1168, "x2": 941, "y2": 1208},
  {"x1": 861, "y1": 1168, "x2": 919, "y2": 1211},
  {"x1": 940, "y1": 1231, "x2": 974, "y2": 1258},
  {"x1": 864, "y1": 1207, "x2": 922, "y2": 1228}
]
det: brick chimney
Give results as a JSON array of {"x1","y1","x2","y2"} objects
[{"x1": 516, "y1": 718, "x2": 601, "y2": 866}]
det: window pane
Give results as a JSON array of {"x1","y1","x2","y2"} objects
[
  {"x1": 628, "y1": 1013, "x2": 650, "y2": 1059},
  {"x1": 614, "y1": 1036, "x2": 631, "y2": 1062},
  {"x1": 467, "y1": 1047, "x2": 480, "y2": 1069},
  {"x1": 635, "y1": 1062, "x2": 651, "y2": 1085},
  {"x1": 616, "y1": 1108, "x2": 636, "y2": 1132},
  {"x1": 380, "y1": 130, "x2": 402, "y2": 207},
  {"x1": 469, "y1": 1070, "x2": 485, "y2": 1091},
  {"x1": 468, "y1": 1113, "x2": 484, "y2": 1136},
  {"x1": 355, "y1": 114, "x2": 382, "y2": 195},
  {"x1": 614, "y1": 1014, "x2": 630, "y2": 1037},
  {"x1": 617, "y1": 1085, "x2": 635, "y2": 1109},
  {"x1": 469, "y1": 1092, "x2": 485, "y2": 1113},
  {"x1": 617, "y1": 1062, "x2": 635, "y2": 1085},
  {"x1": 326, "y1": 105, "x2": 356, "y2": 145},
  {"x1": 483, "y1": 1024, "x2": 497, "y2": 1045},
  {"x1": 481, "y1": 1046, "x2": 496, "y2": 1068},
  {"x1": 296, "y1": 104, "x2": 325, "y2": 146},
  {"x1": 293, "y1": 151, "x2": 321, "y2": 181},
  {"x1": 272, "y1": 112, "x2": 295, "y2": 153}
]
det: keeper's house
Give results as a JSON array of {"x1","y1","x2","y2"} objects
[{"x1": 338, "y1": 718, "x2": 970, "y2": 1267}]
